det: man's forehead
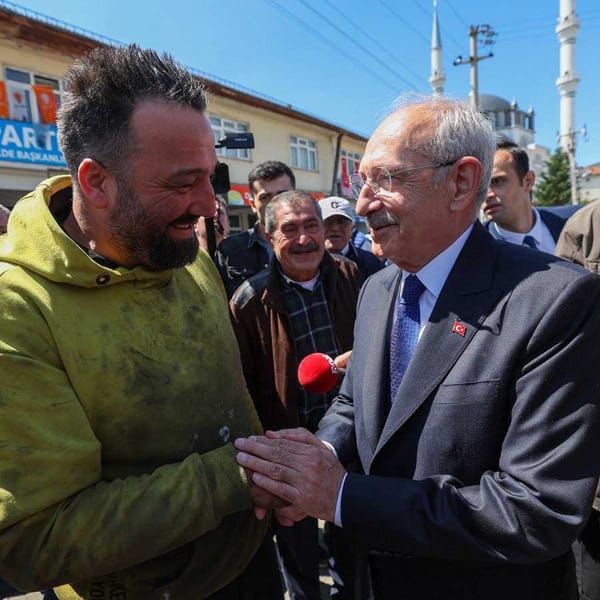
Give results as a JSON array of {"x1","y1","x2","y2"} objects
[
  {"x1": 325, "y1": 215, "x2": 352, "y2": 225},
  {"x1": 494, "y1": 149, "x2": 515, "y2": 167},
  {"x1": 254, "y1": 175, "x2": 292, "y2": 194},
  {"x1": 491, "y1": 150, "x2": 517, "y2": 175},
  {"x1": 276, "y1": 203, "x2": 318, "y2": 223},
  {"x1": 363, "y1": 106, "x2": 435, "y2": 165}
]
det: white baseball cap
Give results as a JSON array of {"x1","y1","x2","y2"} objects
[{"x1": 319, "y1": 196, "x2": 355, "y2": 222}]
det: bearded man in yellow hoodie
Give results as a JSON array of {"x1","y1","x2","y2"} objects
[{"x1": 0, "y1": 45, "x2": 282, "y2": 600}]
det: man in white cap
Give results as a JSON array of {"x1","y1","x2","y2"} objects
[{"x1": 319, "y1": 196, "x2": 384, "y2": 283}]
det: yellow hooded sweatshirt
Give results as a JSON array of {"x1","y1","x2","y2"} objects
[{"x1": 0, "y1": 176, "x2": 266, "y2": 599}]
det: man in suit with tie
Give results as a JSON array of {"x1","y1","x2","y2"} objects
[
  {"x1": 235, "y1": 97, "x2": 600, "y2": 600},
  {"x1": 483, "y1": 139, "x2": 575, "y2": 252}
]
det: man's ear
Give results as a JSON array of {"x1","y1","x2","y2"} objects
[
  {"x1": 77, "y1": 158, "x2": 114, "y2": 210},
  {"x1": 523, "y1": 169, "x2": 535, "y2": 194},
  {"x1": 448, "y1": 157, "x2": 482, "y2": 213},
  {"x1": 248, "y1": 186, "x2": 259, "y2": 215}
]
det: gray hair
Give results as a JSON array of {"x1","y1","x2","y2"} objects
[
  {"x1": 263, "y1": 190, "x2": 322, "y2": 234},
  {"x1": 387, "y1": 95, "x2": 496, "y2": 207},
  {"x1": 58, "y1": 45, "x2": 207, "y2": 179}
]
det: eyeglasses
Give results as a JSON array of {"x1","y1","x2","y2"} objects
[{"x1": 349, "y1": 161, "x2": 456, "y2": 200}]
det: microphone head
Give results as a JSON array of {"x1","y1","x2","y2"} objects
[{"x1": 297, "y1": 353, "x2": 339, "y2": 394}]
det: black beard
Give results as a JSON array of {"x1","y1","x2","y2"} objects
[{"x1": 108, "y1": 178, "x2": 199, "y2": 271}]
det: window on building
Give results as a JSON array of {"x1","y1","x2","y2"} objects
[
  {"x1": 290, "y1": 135, "x2": 318, "y2": 171},
  {"x1": 4, "y1": 67, "x2": 62, "y2": 123},
  {"x1": 341, "y1": 149, "x2": 360, "y2": 176},
  {"x1": 209, "y1": 116, "x2": 251, "y2": 160}
]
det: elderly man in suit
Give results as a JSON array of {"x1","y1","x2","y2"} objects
[{"x1": 236, "y1": 96, "x2": 600, "y2": 600}]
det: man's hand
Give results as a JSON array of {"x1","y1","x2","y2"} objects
[
  {"x1": 235, "y1": 428, "x2": 346, "y2": 522},
  {"x1": 334, "y1": 350, "x2": 352, "y2": 376},
  {"x1": 243, "y1": 468, "x2": 289, "y2": 521}
]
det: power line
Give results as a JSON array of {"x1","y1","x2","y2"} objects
[
  {"x1": 320, "y1": 0, "x2": 429, "y2": 88},
  {"x1": 377, "y1": 0, "x2": 430, "y2": 46},
  {"x1": 294, "y1": 0, "x2": 420, "y2": 90},
  {"x1": 495, "y1": 16, "x2": 554, "y2": 29},
  {"x1": 496, "y1": 21, "x2": 555, "y2": 34},
  {"x1": 496, "y1": 30, "x2": 556, "y2": 43},
  {"x1": 445, "y1": 0, "x2": 470, "y2": 30},
  {"x1": 495, "y1": 9, "x2": 600, "y2": 32},
  {"x1": 493, "y1": 17, "x2": 600, "y2": 41},
  {"x1": 265, "y1": 0, "x2": 403, "y2": 94}
]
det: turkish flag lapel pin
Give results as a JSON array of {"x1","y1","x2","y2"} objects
[{"x1": 452, "y1": 320, "x2": 466, "y2": 337}]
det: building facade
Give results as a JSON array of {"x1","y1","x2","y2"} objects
[
  {"x1": 577, "y1": 164, "x2": 600, "y2": 204},
  {"x1": 0, "y1": 4, "x2": 367, "y2": 232}
]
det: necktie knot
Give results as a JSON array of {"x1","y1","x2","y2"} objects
[
  {"x1": 522, "y1": 235, "x2": 538, "y2": 249},
  {"x1": 402, "y1": 274, "x2": 426, "y2": 304}
]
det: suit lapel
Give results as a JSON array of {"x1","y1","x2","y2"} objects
[
  {"x1": 375, "y1": 224, "x2": 506, "y2": 455},
  {"x1": 359, "y1": 266, "x2": 400, "y2": 461},
  {"x1": 538, "y1": 209, "x2": 563, "y2": 243}
]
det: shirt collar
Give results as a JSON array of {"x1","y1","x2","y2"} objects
[
  {"x1": 490, "y1": 208, "x2": 542, "y2": 247},
  {"x1": 278, "y1": 261, "x2": 322, "y2": 292},
  {"x1": 248, "y1": 223, "x2": 274, "y2": 254},
  {"x1": 408, "y1": 224, "x2": 473, "y2": 300}
]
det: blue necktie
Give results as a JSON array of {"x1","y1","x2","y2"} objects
[
  {"x1": 389, "y1": 275, "x2": 426, "y2": 402},
  {"x1": 522, "y1": 235, "x2": 538, "y2": 249}
]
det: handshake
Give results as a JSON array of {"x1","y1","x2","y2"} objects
[{"x1": 235, "y1": 428, "x2": 347, "y2": 526}]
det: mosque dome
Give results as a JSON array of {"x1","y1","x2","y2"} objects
[{"x1": 478, "y1": 94, "x2": 512, "y2": 112}]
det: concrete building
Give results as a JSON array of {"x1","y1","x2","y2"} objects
[
  {"x1": 0, "y1": 4, "x2": 367, "y2": 231},
  {"x1": 577, "y1": 164, "x2": 600, "y2": 204}
]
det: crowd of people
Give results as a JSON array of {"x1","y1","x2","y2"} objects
[{"x1": 1, "y1": 44, "x2": 600, "y2": 600}]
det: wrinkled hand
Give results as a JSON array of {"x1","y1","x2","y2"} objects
[
  {"x1": 235, "y1": 428, "x2": 345, "y2": 522},
  {"x1": 244, "y1": 468, "x2": 289, "y2": 521},
  {"x1": 274, "y1": 504, "x2": 309, "y2": 527}
]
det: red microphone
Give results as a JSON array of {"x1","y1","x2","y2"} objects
[{"x1": 297, "y1": 353, "x2": 339, "y2": 394}]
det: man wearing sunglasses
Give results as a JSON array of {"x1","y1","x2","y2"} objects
[{"x1": 236, "y1": 96, "x2": 600, "y2": 600}]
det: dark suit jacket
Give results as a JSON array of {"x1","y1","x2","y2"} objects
[
  {"x1": 342, "y1": 243, "x2": 385, "y2": 285},
  {"x1": 538, "y1": 206, "x2": 581, "y2": 241},
  {"x1": 317, "y1": 223, "x2": 600, "y2": 599}
]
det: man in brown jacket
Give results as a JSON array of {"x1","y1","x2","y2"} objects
[
  {"x1": 230, "y1": 190, "x2": 360, "y2": 600},
  {"x1": 556, "y1": 200, "x2": 600, "y2": 600}
]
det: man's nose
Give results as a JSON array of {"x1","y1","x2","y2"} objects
[
  {"x1": 355, "y1": 184, "x2": 381, "y2": 217},
  {"x1": 191, "y1": 180, "x2": 217, "y2": 218},
  {"x1": 297, "y1": 231, "x2": 311, "y2": 244}
]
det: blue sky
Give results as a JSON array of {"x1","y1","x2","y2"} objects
[{"x1": 9, "y1": 0, "x2": 600, "y2": 166}]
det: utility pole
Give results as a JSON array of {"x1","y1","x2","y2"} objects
[{"x1": 453, "y1": 25, "x2": 496, "y2": 110}]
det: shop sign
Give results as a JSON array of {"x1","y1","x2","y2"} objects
[{"x1": 0, "y1": 118, "x2": 66, "y2": 167}]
